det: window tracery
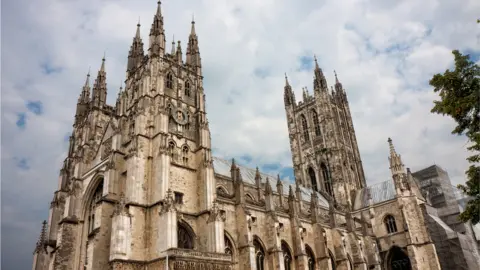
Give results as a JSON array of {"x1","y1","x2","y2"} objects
[
  {"x1": 308, "y1": 167, "x2": 318, "y2": 192},
  {"x1": 281, "y1": 241, "x2": 292, "y2": 270},
  {"x1": 384, "y1": 215, "x2": 398, "y2": 234},
  {"x1": 185, "y1": 81, "x2": 191, "y2": 97},
  {"x1": 168, "y1": 141, "x2": 176, "y2": 160},
  {"x1": 166, "y1": 72, "x2": 174, "y2": 89},
  {"x1": 182, "y1": 146, "x2": 189, "y2": 164},
  {"x1": 254, "y1": 239, "x2": 265, "y2": 270},
  {"x1": 177, "y1": 223, "x2": 194, "y2": 249},
  {"x1": 321, "y1": 163, "x2": 333, "y2": 197},
  {"x1": 88, "y1": 179, "x2": 103, "y2": 234},
  {"x1": 224, "y1": 234, "x2": 233, "y2": 255},
  {"x1": 311, "y1": 110, "x2": 321, "y2": 137},
  {"x1": 300, "y1": 114, "x2": 309, "y2": 143},
  {"x1": 306, "y1": 245, "x2": 315, "y2": 270}
]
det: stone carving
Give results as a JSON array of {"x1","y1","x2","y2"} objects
[
  {"x1": 207, "y1": 201, "x2": 226, "y2": 223},
  {"x1": 101, "y1": 138, "x2": 112, "y2": 160},
  {"x1": 161, "y1": 189, "x2": 176, "y2": 214}
]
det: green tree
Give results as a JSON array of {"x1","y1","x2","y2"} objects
[{"x1": 429, "y1": 50, "x2": 480, "y2": 224}]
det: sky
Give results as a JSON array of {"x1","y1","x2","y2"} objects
[{"x1": 1, "y1": 0, "x2": 479, "y2": 269}]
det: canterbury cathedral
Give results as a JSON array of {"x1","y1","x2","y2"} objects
[{"x1": 32, "y1": 1, "x2": 480, "y2": 270}]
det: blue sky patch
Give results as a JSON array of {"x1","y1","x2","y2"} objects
[
  {"x1": 14, "y1": 157, "x2": 30, "y2": 170},
  {"x1": 239, "y1": 154, "x2": 253, "y2": 163},
  {"x1": 261, "y1": 163, "x2": 281, "y2": 171},
  {"x1": 280, "y1": 167, "x2": 295, "y2": 182},
  {"x1": 40, "y1": 62, "x2": 63, "y2": 75},
  {"x1": 16, "y1": 112, "x2": 27, "y2": 129},
  {"x1": 254, "y1": 67, "x2": 270, "y2": 79},
  {"x1": 298, "y1": 55, "x2": 314, "y2": 71},
  {"x1": 26, "y1": 101, "x2": 44, "y2": 115}
]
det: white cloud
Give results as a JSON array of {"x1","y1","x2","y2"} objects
[{"x1": 2, "y1": 0, "x2": 478, "y2": 268}]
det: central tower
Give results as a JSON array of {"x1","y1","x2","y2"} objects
[{"x1": 284, "y1": 57, "x2": 366, "y2": 206}]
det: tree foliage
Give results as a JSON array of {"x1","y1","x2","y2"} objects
[{"x1": 429, "y1": 50, "x2": 480, "y2": 224}]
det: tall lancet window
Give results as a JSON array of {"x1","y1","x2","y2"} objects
[
  {"x1": 321, "y1": 163, "x2": 333, "y2": 197},
  {"x1": 300, "y1": 114, "x2": 309, "y2": 143},
  {"x1": 185, "y1": 81, "x2": 191, "y2": 97},
  {"x1": 166, "y1": 72, "x2": 174, "y2": 89},
  {"x1": 384, "y1": 215, "x2": 398, "y2": 234},
  {"x1": 88, "y1": 180, "x2": 104, "y2": 234},
  {"x1": 177, "y1": 222, "x2": 194, "y2": 249},
  {"x1": 311, "y1": 110, "x2": 321, "y2": 137},
  {"x1": 308, "y1": 167, "x2": 318, "y2": 192},
  {"x1": 254, "y1": 238, "x2": 265, "y2": 270},
  {"x1": 281, "y1": 241, "x2": 293, "y2": 270},
  {"x1": 306, "y1": 245, "x2": 316, "y2": 270}
]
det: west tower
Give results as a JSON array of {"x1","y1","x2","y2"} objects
[{"x1": 284, "y1": 57, "x2": 366, "y2": 207}]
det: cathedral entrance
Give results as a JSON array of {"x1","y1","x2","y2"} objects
[{"x1": 386, "y1": 246, "x2": 411, "y2": 270}]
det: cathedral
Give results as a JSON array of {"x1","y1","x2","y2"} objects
[{"x1": 32, "y1": 2, "x2": 480, "y2": 270}]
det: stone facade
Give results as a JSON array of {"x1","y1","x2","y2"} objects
[{"x1": 33, "y1": 2, "x2": 476, "y2": 270}]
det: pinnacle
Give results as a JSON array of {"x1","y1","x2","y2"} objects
[{"x1": 388, "y1": 137, "x2": 397, "y2": 156}]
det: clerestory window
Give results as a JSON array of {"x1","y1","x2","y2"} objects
[{"x1": 384, "y1": 215, "x2": 398, "y2": 234}]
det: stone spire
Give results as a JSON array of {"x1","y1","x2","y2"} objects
[
  {"x1": 284, "y1": 73, "x2": 296, "y2": 106},
  {"x1": 265, "y1": 177, "x2": 272, "y2": 195},
  {"x1": 80, "y1": 71, "x2": 91, "y2": 103},
  {"x1": 149, "y1": 1, "x2": 166, "y2": 57},
  {"x1": 170, "y1": 35, "x2": 176, "y2": 55},
  {"x1": 334, "y1": 70, "x2": 343, "y2": 92},
  {"x1": 127, "y1": 21, "x2": 145, "y2": 72},
  {"x1": 176, "y1": 40, "x2": 183, "y2": 63},
  {"x1": 186, "y1": 18, "x2": 202, "y2": 73},
  {"x1": 91, "y1": 56, "x2": 107, "y2": 108},
  {"x1": 35, "y1": 220, "x2": 47, "y2": 253},
  {"x1": 313, "y1": 55, "x2": 327, "y2": 91},
  {"x1": 388, "y1": 137, "x2": 405, "y2": 175}
]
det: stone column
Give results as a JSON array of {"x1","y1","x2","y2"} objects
[
  {"x1": 157, "y1": 189, "x2": 178, "y2": 251},
  {"x1": 207, "y1": 201, "x2": 226, "y2": 253}
]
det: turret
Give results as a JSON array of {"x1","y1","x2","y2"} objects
[
  {"x1": 388, "y1": 138, "x2": 410, "y2": 194},
  {"x1": 176, "y1": 40, "x2": 183, "y2": 64},
  {"x1": 91, "y1": 57, "x2": 107, "y2": 108},
  {"x1": 186, "y1": 19, "x2": 202, "y2": 75},
  {"x1": 149, "y1": 1, "x2": 166, "y2": 57},
  {"x1": 313, "y1": 55, "x2": 328, "y2": 92},
  {"x1": 284, "y1": 73, "x2": 296, "y2": 107},
  {"x1": 75, "y1": 72, "x2": 91, "y2": 123},
  {"x1": 127, "y1": 22, "x2": 145, "y2": 72}
]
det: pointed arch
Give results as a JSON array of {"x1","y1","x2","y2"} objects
[
  {"x1": 321, "y1": 163, "x2": 333, "y2": 196},
  {"x1": 385, "y1": 246, "x2": 411, "y2": 270},
  {"x1": 384, "y1": 214, "x2": 398, "y2": 234},
  {"x1": 311, "y1": 109, "x2": 321, "y2": 137},
  {"x1": 253, "y1": 236, "x2": 266, "y2": 270},
  {"x1": 307, "y1": 166, "x2": 318, "y2": 192},
  {"x1": 216, "y1": 186, "x2": 229, "y2": 196},
  {"x1": 300, "y1": 114, "x2": 309, "y2": 143},
  {"x1": 246, "y1": 193, "x2": 255, "y2": 201},
  {"x1": 166, "y1": 72, "x2": 174, "y2": 89},
  {"x1": 305, "y1": 244, "x2": 316, "y2": 270},
  {"x1": 177, "y1": 220, "x2": 195, "y2": 249},
  {"x1": 328, "y1": 249, "x2": 336, "y2": 270},
  {"x1": 281, "y1": 240, "x2": 293, "y2": 270},
  {"x1": 168, "y1": 141, "x2": 176, "y2": 159},
  {"x1": 224, "y1": 230, "x2": 236, "y2": 261},
  {"x1": 184, "y1": 80, "x2": 192, "y2": 97}
]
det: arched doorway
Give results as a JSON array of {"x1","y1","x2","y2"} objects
[{"x1": 387, "y1": 246, "x2": 411, "y2": 270}]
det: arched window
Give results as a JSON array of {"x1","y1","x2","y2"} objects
[
  {"x1": 384, "y1": 215, "x2": 398, "y2": 234},
  {"x1": 166, "y1": 73, "x2": 174, "y2": 89},
  {"x1": 387, "y1": 246, "x2": 411, "y2": 270},
  {"x1": 321, "y1": 163, "x2": 333, "y2": 197},
  {"x1": 88, "y1": 179, "x2": 104, "y2": 234},
  {"x1": 185, "y1": 81, "x2": 191, "y2": 97},
  {"x1": 281, "y1": 241, "x2": 292, "y2": 270},
  {"x1": 168, "y1": 142, "x2": 175, "y2": 159},
  {"x1": 182, "y1": 146, "x2": 189, "y2": 164},
  {"x1": 254, "y1": 238, "x2": 265, "y2": 270},
  {"x1": 177, "y1": 222, "x2": 194, "y2": 249},
  {"x1": 328, "y1": 249, "x2": 336, "y2": 270},
  {"x1": 306, "y1": 245, "x2": 315, "y2": 270},
  {"x1": 308, "y1": 167, "x2": 318, "y2": 192},
  {"x1": 311, "y1": 110, "x2": 321, "y2": 137},
  {"x1": 224, "y1": 234, "x2": 233, "y2": 255},
  {"x1": 300, "y1": 115, "x2": 309, "y2": 143}
]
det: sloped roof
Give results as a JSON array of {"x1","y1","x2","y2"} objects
[
  {"x1": 212, "y1": 157, "x2": 329, "y2": 207},
  {"x1": 353, "y1": 180, "x2": 396, "y2": 210},
  {"x1": 428, "y1": 214, "x2": 457, "y2": 239}
]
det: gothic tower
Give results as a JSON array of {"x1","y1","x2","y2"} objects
[{"x1": 284, "y1": 57, "x2": 366, "y2": 207}]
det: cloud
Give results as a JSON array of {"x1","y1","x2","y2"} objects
[{"x1": 2, "y1": 0, "x2": 478, "y2": 269}]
